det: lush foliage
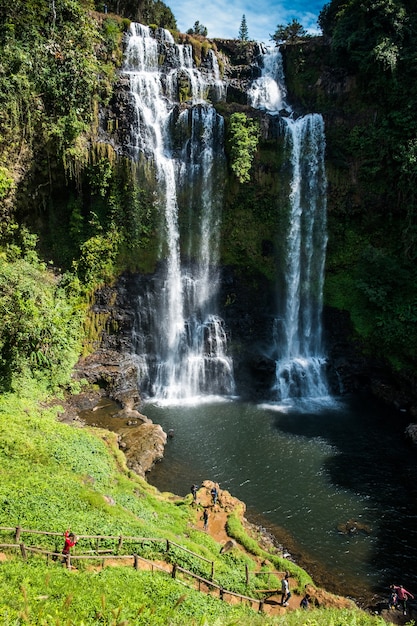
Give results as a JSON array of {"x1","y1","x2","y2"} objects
[
  {"x1": 100, "y1": 0, "x2": 177, "y2": 30},
  {"x1": 0, "y1": 229, "x2": 82, "y2": 393},
  {"x1": 186, "y1": 20, "x2": 208, "y2": 37},
  {"x1": 0, "y1": 392, "x2": 391, "y2": 625},
  {"x1": 227, "y1": 113, "x2": 260, "y2": 183},
  {"x1": 271, "y1": 19, "x2": 309, "y2": 44},
  {"x1": 305, "y1": 0, "x2": 417, "y2": 371}
]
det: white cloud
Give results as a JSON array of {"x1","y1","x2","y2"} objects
[{"x1": 172, "y1": 0, "x2": 324, "y2": 43}]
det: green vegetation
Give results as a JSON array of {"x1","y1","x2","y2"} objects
[
  {"x1": 227, "y1": 112, "x2": 260, "y2": 183},
  {"x1": 0, "y1": 228, "x2": 82, "y2": 393},
  {"x1": 98, "y1": 0, "x2": 176, "y2": 30},
  {"x1": 238, "y1": 14, "x2": 249, "y2": 42},
  {"x1": 0, "y1": 391, "x2": 390, "y2": 625},
  {"x1": 271, "y1": 19, "x2": 309, "y2": 45},
  {"x1": 1, "y1": 0, "x2": 417, "y2": 620},
  {"x1": 305, "y1": 0, "x2": 417, "y2": 372},
  {"x1": 186, "y1": 20, "x2": 208, "y2": 37}
]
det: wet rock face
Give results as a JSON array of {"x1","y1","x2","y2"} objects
[
  {"x1": 64, "y1": 347, "x2": 167, "y2": 478},
  {"x1": 323, "y1": 306, "x2": 417, "y2": 418}
]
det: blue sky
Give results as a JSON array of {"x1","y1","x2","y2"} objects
[{"x1": 171, "y1": 0, "x2": 326, "y2": 44}]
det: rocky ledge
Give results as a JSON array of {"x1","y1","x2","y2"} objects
[{"x1": 58, "y1": 349, "x2": 166, "y2": 478}]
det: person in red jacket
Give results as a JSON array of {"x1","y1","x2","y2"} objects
[
  {"x1": 62, "y1": 529, "x2": 78, "y2": 556},
  {"x1": 392, "y1": 584, "x2": 414, "y2": 615}
]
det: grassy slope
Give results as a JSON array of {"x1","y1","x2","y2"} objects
[{"x1": 0, "y1": 386, "x2": 390, "y2": 626}]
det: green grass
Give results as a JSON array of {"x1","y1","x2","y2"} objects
[{"x1": 0, "y1": 389, "x2": 391, "y2": 625}]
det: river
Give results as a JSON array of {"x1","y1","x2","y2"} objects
[{"x1": 143, "y1": 394, "x2": 417, "y2": 604}]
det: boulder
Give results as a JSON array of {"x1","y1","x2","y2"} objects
[{"x1": 119, "y1": 423, "x2": 167, "y2": 477}]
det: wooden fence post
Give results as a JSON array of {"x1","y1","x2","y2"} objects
[
  {"x1": 210, "y1": 561, "x2": 214, "y2": 581},
  {"x1": 65, "y1": 554, "x2": 71, "y2": 569},
  {"x1": 166, "y1": 539, "x2": 170, "y2": 552},
  {"x1": 258, "y1": 600, "x2": 264, "y2": 612},
  {"x1": 219, "y1": 587, "x2": 224, "y2": 601},
  {"x1": 15, "y1": 526, "x2": 21, "y2": 542},
  {"x1": 171, "y1": 563, "x2": 177, "y2": 579},
  {"x1": 118, "y1": 535, "x2": 123, "y2": 551},
  {"x1": 19, "y1": 543, "x2": 27, "y2": 561},
  {"x1": 245, "y1": 564, "x2": 249, "y2": 585},
  {"x1": 133, "y1": 554, "x2": 139, "y2": 570}
]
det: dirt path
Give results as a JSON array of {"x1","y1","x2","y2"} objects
[
  {"x1": 191, "y1": 482, "x2": 317, "y2": 616},
  {"x1": 190, "y1": 481, "x2": 403, "y2": 623}
]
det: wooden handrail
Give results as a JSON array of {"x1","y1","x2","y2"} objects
[
  {"x1": 0, "y1": 540, "x2": 266, "y2": 612},
  {"x1": 0, "y1": 527, "x2": 208, "y2": 566},
  {"x1": 168, "y1": 540, "x2": 212, "y2": 564},
  {"x1": 174, "y1": 565, "x2": 264, "y2": 611},
  {"x1": 0, "y1": 526, "x2": 275, "y2": 611},
  {"x1": 175, "y1": 565, "x2": 222, "y2": 591}
]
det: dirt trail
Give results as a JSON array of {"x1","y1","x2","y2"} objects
[
  {"x1": 191, "y1": 482, "x2": 322, "y2": 616},
  {"x1": 190, "y1": 482, "x2": 406, "y2": 623}
]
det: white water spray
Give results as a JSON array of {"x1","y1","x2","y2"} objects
[
  {"x1": 250, "y1": 48, "x2": 329, "y2": 400},
  {"x1": 124, "y1": 24, "x2": 234, "y2": 402}
]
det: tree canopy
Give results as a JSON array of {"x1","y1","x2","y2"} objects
[
  {"x1": 270, "y1": 19, "x2": 308, "y2": 44},
  {"x1": 187, "y1": 20, "x2": 208, "y2": 37}
]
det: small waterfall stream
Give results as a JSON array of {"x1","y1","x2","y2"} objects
[
  {"x1": 124, "y1": 24, "x2": 234, "y2": 401},
  {"x1": 249, "y1": 48, "x2": 329, "y2": 400}
]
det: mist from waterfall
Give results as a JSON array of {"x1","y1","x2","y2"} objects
[
  {"x1": 124, "y1": 24, "x2": 234, "y2": 402},
  {"x1": 249, "y1": 48, "x2": 329, "y2": 400}
]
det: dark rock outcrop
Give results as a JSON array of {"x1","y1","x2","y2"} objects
[{"x1": 60, "y1": 348, "x2": 167, "y2": 477}]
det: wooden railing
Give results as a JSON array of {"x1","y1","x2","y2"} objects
[{"x1": 0, "y1": 526, "x2": 271, "y2": 612}]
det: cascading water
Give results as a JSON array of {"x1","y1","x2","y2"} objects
[
  {"x1": 249, "y1": 49, "x2": 329, "y2": 400},
  {"x1": 123, "y1": 24, "x2": 234, "y2": 402}
]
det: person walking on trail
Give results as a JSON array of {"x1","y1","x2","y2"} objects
[
  {"x1": 62, "y1": 530, "x2": 78, "y2": 556},
  {"x1": 191, "y1": 484, "x2": 198, "y2": 502},
  {"x1": 392, "y1": 584, "x2": 414, "y2": 615},
  {"x1": 203, "y1": 508, "x2": 209, "y2": 531},
  {"x1": 281, "y1": 572, "x2": 291, "y2": 606},
  {"x1": 211, "y1": 486, "x2": 218, "y2": 505}
]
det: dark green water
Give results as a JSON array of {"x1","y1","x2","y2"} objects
[{"x1": 144, "y1": 395, "x2": 417, "y2": 603}]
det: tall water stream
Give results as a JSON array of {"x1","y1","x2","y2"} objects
[
  {"x1": 249, "y1": 49, "x2": 328, "y2": 400},
  {"x1": 124, "y1": 24, "x2": 233, "y2": 402},
  {"x1": 119, "y1": 28, "x2": 417, "y2": 603}
]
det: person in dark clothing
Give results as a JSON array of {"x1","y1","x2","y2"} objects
[
  {"x1": 191, "y1": 484, "x2": 198, "y2": 501},
  {"x1": 388, "y1": 585, "x2": 398, "y2": 609},
  {"x1": 203, "y1": 508, "x2": 209, "y2": 531},
  {"x1": 211, "y1": 486, "x2": 218, "y2": 505}
]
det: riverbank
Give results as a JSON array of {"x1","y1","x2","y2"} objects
[{"x1": 60, "y1": 386, "x2": 405, "y2": 622}]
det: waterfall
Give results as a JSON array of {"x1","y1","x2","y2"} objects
[
  {"x1": 249, "y1": 48, "x2": 329, "y2": 400},
  {"x1": 124, "y1": 24, "x2": 234, "y2": 402}
]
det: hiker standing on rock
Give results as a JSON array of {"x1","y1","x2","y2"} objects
[
  {"x1": 203, "y1": 508, "x2": 209, "y2": 531},
  {"x1": 388, "y1": 584, "x2": 398, "y2": 609},
  {"x1": 392, "y1": 584, "x2": 414, "y2": 615},
  {"x1": 191, "y1": 484, "x2": 198, "y2": 502},
  {"x1": 281, "y1": 572, "x2": 291, "y2": 606}
]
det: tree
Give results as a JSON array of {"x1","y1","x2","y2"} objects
[
  {"x1": 186, "y1": 20, "x2": 208, "y2": 37},
  {"x1": 270, "y1": 19, "x2": 308, "y2": 45},
  {"x1": 238, "y1": 14, "x2": 249, "y2": 41}
]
